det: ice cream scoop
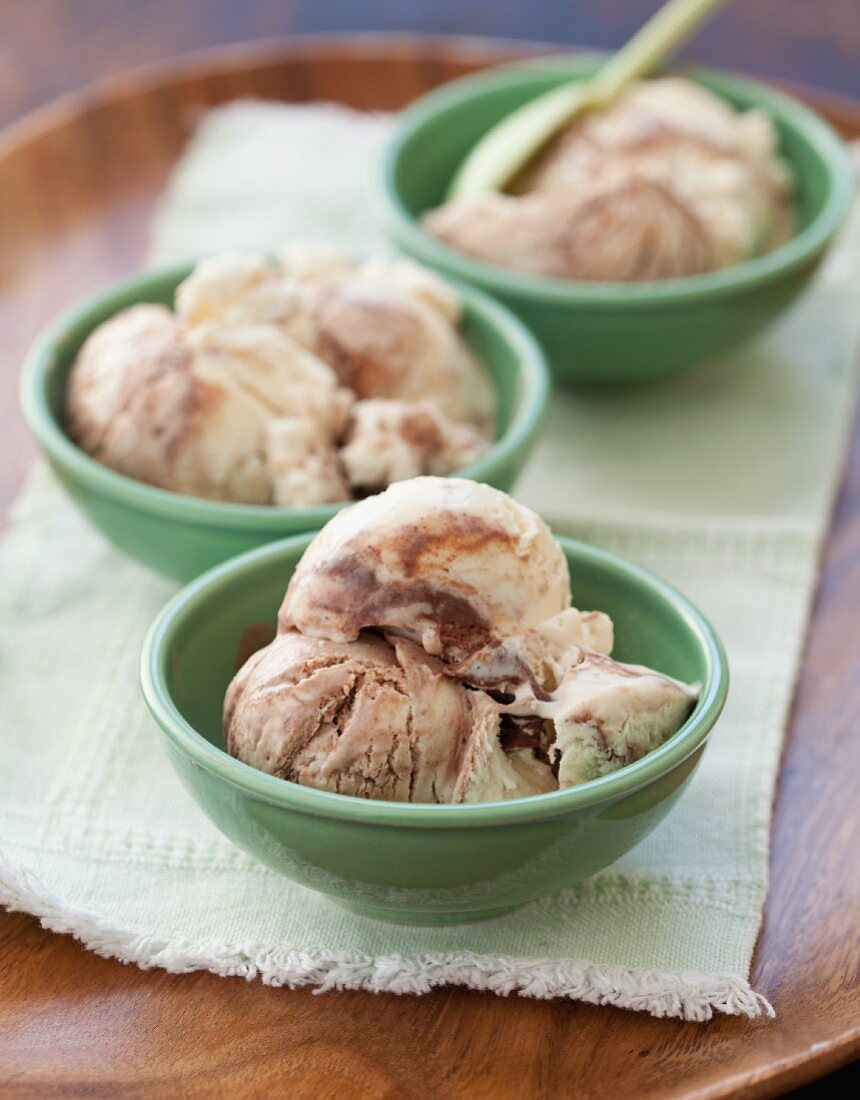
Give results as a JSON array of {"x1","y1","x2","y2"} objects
[
  {"x1": 66, "y1": 305, "x2": 349, "y2": 504},
  {"x1": 177, "y1": 246, "x2": 495, "y2": 429},
  {"x1": 176, "y1": 251, "x2": 299, "y2": 331},
  {"x1": 520, "y1": 78, "x2": 792, "y2": 269},
  {"x1": 225, "y1": 630, "x2": 554, "y2": 802},
  {"x1": 425, "y1": 179, "x2": 716, "y2": 282},
  {"x1": 427, "y1": 76, "x2": 793, "y2": 281},
  {"x1": 265, "y1": 417, "x2": 349, "y2": 507},
  {"x1": 339, "y1": 398, "x2": 488, "y2": 492},
  {"x1": 278, "y1": 477, "x2": 572, "y2": 661},
  {"x1": 449, "y1": 607, "x2": 614, "y2": 702},
  {"x1": 227, "y1": 476, "x2": 702, "y2": 804},
  {"x1": 281, "y1": 246, "x2": 463, "y2": 324},
  {"x1": 292, "y1": 263, "x2": 494, "y2": 429},
  {"x1": 538, "y1": 653, "x2": 699, "y2": 786},
  {"x1": 68, "y1": 245, "x2": 498, "y2": 507},
  {"x1": 453, "y1": 616, "x2": 697, "y2": 787},
  {"x1": 188, "y1": 321, "x2": 353, "y2": 436},
  {"x1": 67, "y1": 304, "x2": 272, "y2": 502}
]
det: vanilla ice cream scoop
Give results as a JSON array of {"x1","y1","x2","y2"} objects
[
  {"x1": 537, "y1": 653, "x2": 699, "y2": 786},
  {"x1": 339, "y1": 398, "x2": 488, "y2": 492},
  {"x1": 188, "y1": 321, "x2": 353, "y2": 436},
  {"x1": 278, "y1": 477, "x2": 572, "y2": 661},
  {"x1": 265, "y1": 418, "x2": 348, "y2": 507},
  {"x1": 178, "y1": 246, "x2": 494, "y2": 430},
  {"x1": 293, "y1": 264, "x2": 494, "y2": 429},
  {"x1": 68, "y1": 304, "x2": 269, "y2": 502},
  {"x1": 67, "y1": 305, "x2": 350, "y2": 504},
  {"x1": 523, "y1": 78, "x2": 793, "y2": 271},
  {"x1": 282, "y1": 246, "x2": 463, "y2": 324},
  {"x1": 425, "y1": 180, "x2": 716, "y2": 282},
  {"x1": 226, "y1": 630, "x2": 553, "y2": 802},
  {"x1": 452, "y1": 608, "x2": 698, "y2": 787},
  {"x1": 176, "y1": 251, "x2": 299, "y2": 330}
]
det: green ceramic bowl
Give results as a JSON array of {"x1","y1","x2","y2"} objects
[
  {"x1": 20, "y1": 264, "x2": 549, "y2": 582},
  {"x1": 379, "y1": 58, "x2": 856, "y2": 383},
  {"x1": 140, "y1": 532, "x2": 728, "y2": 925}
]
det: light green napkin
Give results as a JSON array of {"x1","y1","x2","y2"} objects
[{"x1": 2, "y1": 102, "x2": 858, "y2": 1021}]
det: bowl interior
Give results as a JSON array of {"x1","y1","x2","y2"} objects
[
  {"x1": 34, "y1": 266, "x2": 534, "y2": 484},
  {"x1": 160, "y1": 536, "x2": 717, "y2": 780},
  {"x1": 388, "y1": 58, "x2": 844, "y2": 270}
]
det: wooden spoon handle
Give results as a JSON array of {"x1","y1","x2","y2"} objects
[
  {"x1": 448, "y1": 0, "x2": 731, "y2": 200},
  {"x1": 590, "y1": 0, "x2": 731, "y2": 104}
]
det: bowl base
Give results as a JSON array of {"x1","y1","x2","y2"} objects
[{"x1": 334, "y1": 898, "x2": 525, "y2": 925}]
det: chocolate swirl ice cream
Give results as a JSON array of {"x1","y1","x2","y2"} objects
[
  {"x1": 226, "y1": 478, "x2": 700, "y2": 803},
  {"x1": 424, "y1": 78, "x2": 793, "y2": 282},
  {"x1": 226, "y1": 630, "x2": 554, "y2": 803},
  {"x1": 67, "y1": 246, "x2": 492, "y2": 506},
  {"x1": 278, "y1": 478, "x2": 572, "y2": 662}
]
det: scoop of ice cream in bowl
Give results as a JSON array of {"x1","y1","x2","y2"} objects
[
  {"x1": 21, "y1": 244, "x2": 549, "y2": 581},
  {"x1": 379, "y1": 59, "x2": 854, "y2": 382},
  {"x1": 141, "y1": 478, "x2": 727, "y2": 924}
]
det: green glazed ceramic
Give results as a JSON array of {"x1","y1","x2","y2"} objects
[
  {"x1": 379, "y1": 58, "x2": 856, "y2": 383},
  {"x1": 20, "y1": 265, "x2": 549, "y2": 582},
  {"x1": 140, "y1": 533, "x2": 728, "y2": 925}
]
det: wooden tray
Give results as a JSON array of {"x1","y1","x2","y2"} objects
[{"x1": 1, "y1": 37, "x2": 858, "y2": 1099}]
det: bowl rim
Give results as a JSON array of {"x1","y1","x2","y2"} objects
[
  {"x1": 378, "y1": 57, "x2": 857, "y2": 306},
  {"x1": 140, "y1": 530, "x2": 729, "y2": 828},
  {"x1": 19, "y1": 262, "x2": 550, "y2": 531}
]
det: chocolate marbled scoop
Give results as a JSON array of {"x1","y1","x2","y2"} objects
[
  {"x1": 278, "y1": 477, "x2": 572, "y2": 663},
  {"x1": 225, "y1": 630, "x2": 555, "y2": 803}
]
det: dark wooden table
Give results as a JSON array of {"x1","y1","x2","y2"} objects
[
  {"x1": 0, "y1": 22, "x2": 859, "y2": 1100},
  {"x1": 1, "y1": 0, "x2": 858, "y2": 126}
]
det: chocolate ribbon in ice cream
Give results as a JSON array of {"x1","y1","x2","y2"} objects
[
  {"x1": 227, "y1": 477, "x2": 700, "y2": 803},
  {"x1": 226, "y1": 630, "x2": 554, "y2": 803},
  {"x1": 450, "y1": 610, "x2": 698, "y2": 787},
  {"x1": 278, "y1": 477, "x2": 572, "y2": 662},
  {"x1": 67, "y1": 246, "x2": 494, "y2": 507}
]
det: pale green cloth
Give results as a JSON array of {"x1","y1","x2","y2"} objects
[{"x1": 2, "y1": 102, "x2": 858, "y2": 1020}]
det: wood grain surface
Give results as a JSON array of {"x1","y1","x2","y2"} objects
[{"x1": 0, "y1": 39, "x2": 858, "y2": 1100}]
